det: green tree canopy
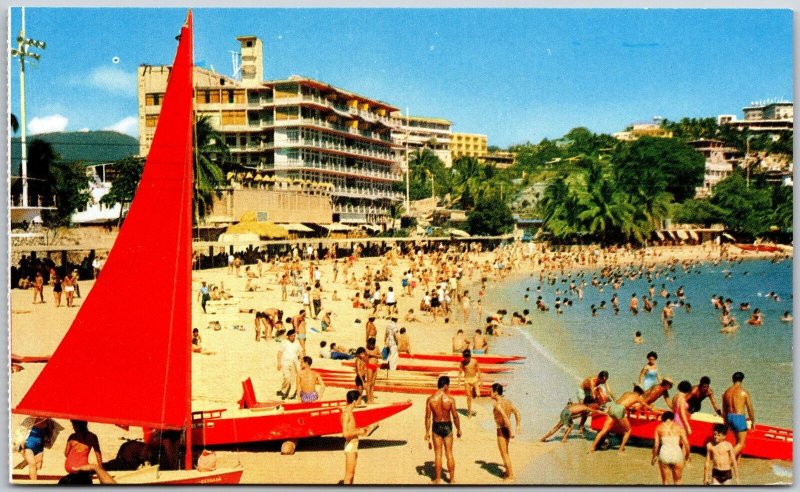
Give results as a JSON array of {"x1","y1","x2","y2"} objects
[
  {"x1": 466, "y1": 196, "x2": 515, "y2": 236},
  {"x1": 671, "y1": 199, "x2": 726, "y2": 227},
  {"x1": 100, "y1": 156, "x2": 145, "y2": 225}
]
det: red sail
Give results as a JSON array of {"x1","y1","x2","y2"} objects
[{"x1": 15, "y1": 13, "x2": 194, "y2": 430}]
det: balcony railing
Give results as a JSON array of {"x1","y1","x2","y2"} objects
[
  {"x1": 278, "y1": 159, "x2": 403, "y2": 181},
  {"x1": 331, "y1": 186, "x2": 404, "y2": 201}
]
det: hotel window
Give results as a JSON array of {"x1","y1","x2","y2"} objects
[
  {"x1": 145, "y1": 93, "x2": 162, "y2": 106},
  {"x1": 226, "y1": 90, "x2": 245, "y2": 104},
  {"x1": 287, "y1": 129, "x2": 300, "y2": 142},
  {"x1": 195, "y1": 90, "x2": 220, "y2": 105},
  {"x1": 145, "y1": 115, "x2": 159, "y2": 127},
  {"x1": 221, "y1": 110, "x2": 246, "y2": 126}
]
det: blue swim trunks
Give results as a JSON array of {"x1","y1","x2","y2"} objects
[
  {"x1": 25, "y1": 427, "x2": 46, "y2": 455},
  {"x1": 472, "y1": 349, "x2": 485, "y2": 355},
  {"x1": 727, "y1": 413, "x2": 748, "y2": 432}
]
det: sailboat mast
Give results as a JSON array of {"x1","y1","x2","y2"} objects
[{"x1": 184, "y1": 9, "x2": 195, "y2": 472}]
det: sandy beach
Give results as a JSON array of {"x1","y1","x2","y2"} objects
[{"x1": 9, "y1": 241, "x2": 788, "y2": 484}]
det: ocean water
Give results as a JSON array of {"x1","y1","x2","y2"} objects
[{"x1": 481, "y1": 258, "x2": 793, "y2": 484}]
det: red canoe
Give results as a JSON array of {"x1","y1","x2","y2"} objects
[
  {"x1": 11, "y1": 353, "x2": 51, "y2": 363},
  {"x1": 190, "y1": 379, "x2": 412, "y2": 446},
  {"x1": 736, "y1": 244, "x2": 781, "y2": 253},
  {"x1": 591, "y1": 409, "x2": 792, "y2": 461},
  {"x1": 399, "y1": 353, "x2": 525, "y2": 364},
  {"x1": 321, "y1": 377, "x2": 494, "y2": 397},
  {"x1": 339, "y1": 360, "x2": 512, "y2": 374}
]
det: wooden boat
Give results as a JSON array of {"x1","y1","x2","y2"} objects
[
  {"x1": 399, "y1": 353, "x2": 525, "y2": 364},
  {"x1": 735, "y1": 244, "x2": 781, "y2": 253},
  {"x1": 12, "y1": 12, "x2": 243, "y2": 484},
  {"x1": 316, "y1": 370, "x2": 496, "y2": 397},
  {"x1": 339, "y1": 360, "x2": 513, "y2": 374},
  {"x1": 11, "y1": 353, "x2": 52, "y2": 363},
  {"x1": 188, "y1": 378, "x2": 411, "y2": 446},
  {"x1": 590, "y1": 409, "x2": 792, "y2": 461}
]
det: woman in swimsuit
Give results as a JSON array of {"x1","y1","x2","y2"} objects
[
  {"x1": 52, "y1": 275, "x2": 63, "y2": 307},
  {"x1": 671, "y1": 380, "x2": 693, "y2": 436},
  {"x1": 365, "y1": 338, "x2": 381, "y2": 404},
  {"x1": 63, "y1": 420, "x2": 115, "y2": 484},
  {"x1": 651, "y1": 411, "x2": 690, "y2": 485},
  {"x1": 638, "y1": 351, "x2": 661, "y2": 391},
  {"x1": 22, "y1": 418, "x2": 54, "y2": 480},
  {"x1": 62, "y1": 275, "x2": 76, "y2": 308}
]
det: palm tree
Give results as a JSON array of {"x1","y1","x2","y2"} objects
[
  {"x1": 10, "y1": 113, "x2": 19, "y2": 133},
  {"x1": 193, "y1": 115, "x2": 230, "y2": 224}
]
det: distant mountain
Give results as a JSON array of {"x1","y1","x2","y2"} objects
[{"x1": 10, "y1": 131, "x2": 139, "y2": 175}]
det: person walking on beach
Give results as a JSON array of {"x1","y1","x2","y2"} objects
[
  {"x1": 722, "y1": 371, "x2": 755, "y2": 459},
  {"x1": 33, "y1": 271, "x2": 44, "y2": 304},
  {"x1": 384, "y1": 317, "x2": 400, "y2": 370},
  {"x1": 297, "y1": 356, "x2": 325, "y2": 403},
  {"x1": 277, "y1": 330, "x2": 302, "y2": 400},
  {"x1": 425, "y1": 376, "x2": 462, "y2": 484},
  {"x1": 651, "y1": 411, "x2": 690, "y2": 485},
  {"x1": 292, "y1": 310, "x2": 308, "y2": 355},
  {"x1": 197, "y1": 281, "x2": 210, "y2": 314},
  {"x1": 21, "y1": 417, "x2": 55, "y2": 480},
  {"x1": 490, "y1": 383, "x2": 521, "y2": 480},
  {"x1": 704, "y1": 425, "x2": 739, "y2": 485},
  {"x1": 52, "y1": 274, "x2": 63, "y2": 307},
  {"x1": 457, "y1": 349, "x2": 482, "y2": 417},
  {"x1": 340, "y1": 389, "x2": 373, "y2": 484},
  {"x1": 62, "y1": 273, "x2": 76, "y2": 307},
  {"x1": 589, "y1": 385, "x2": 654, "y2": 454}
]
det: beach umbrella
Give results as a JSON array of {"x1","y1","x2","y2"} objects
[
  {"x1": 253, "y1": 174, "x2": 263, "y2": 182},
  {"x1": 226, "y1": 172, "x2": 235, "y2": 180},
  {"x1": 245, "y1": 172, "x2": 254, "y2": 180}
]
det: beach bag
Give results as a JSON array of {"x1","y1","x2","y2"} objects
[{"x1": 381, "y1": 347, "x2": 389, "y2": 360}]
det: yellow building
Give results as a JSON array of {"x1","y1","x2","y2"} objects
[{"x1": 450, "y1": 132, "x2": 488, "y2": 161}]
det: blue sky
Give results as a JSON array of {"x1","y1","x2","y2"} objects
[{"x1": 8, "y1": 8, "x2": 794, "y2": 147}]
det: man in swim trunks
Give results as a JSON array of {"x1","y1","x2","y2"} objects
[
  {"x1": 577, "y1": 371, "x2": 613, "y2": 433},
  {"x1": 425, "y1": 376, "x2": 462, "y2": 484},
  {"x1": 457, "y1": 349, "x2": 482, "y2": 417},
  {"x1": 722, "y1": 371, "x2": 755, "y2": 459},
  {"x1": 540, "y1": 402, "x2": 606, "y2": 443},
  {"x1": 297, "y1": 356, "x2": 325, "y2": 403},
  {"x1": 291, "y1": 310, "x2": 308, "y2": 354},
  {"x1": 589, "y1": 385, "x2": 655, "y2": 454},
  {"x1": 643, "y1": 378, "x2": 674, "y2": 408},
  {"x1": 354, "y1": 347, "x2": 368, "y2": 400},
  {"x1": 62, "y1": 420, "x2": 116, "y2": 484},
  {"x1": 472, "y1": 329, "x2": 488, "y2": 354},
  {"x1": 704, "y1": 424, "x2": 739, "y2": 485},
  {"x1": 687, "y1": 376, "x2": 723, "y2": 416},
  {"x1": 341, "y1": 390, "x2": 373, "y2": 484},
  {"x1": 452, "y1": 329, "x2": 470, "y2": 354},
  {"x1": 491, "y1": 383, "x2": 521, "y2": 480}
]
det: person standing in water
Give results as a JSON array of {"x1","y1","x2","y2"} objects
[{"x1": 722, "y1": 371, "x2": 755, "y2": 459}]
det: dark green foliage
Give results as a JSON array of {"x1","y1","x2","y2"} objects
[
  {"x1": 466, "y1": 197, "x2": 515, "y2": 236},
  {"x1": 671, "y1": 199, "x2": 726, "y2": 227},
  {"x1": 11, "y1": 131, "x2": 139, "y2": 174},
  {"x1": 100, "y1": 157, "x2": 145, "y2": 225},
  {"x1": 42, "y1": 160, "x2": 92, "y2": 227}
]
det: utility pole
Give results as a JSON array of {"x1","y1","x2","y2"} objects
[
  {"x1": 10, "y1": 8, "x2": 46, "y2": 210},
  {"x1": 405, "y1": 107, "x2": 410, "y2": 212}
]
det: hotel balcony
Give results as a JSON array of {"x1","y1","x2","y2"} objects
[
  {"x1": 9, "y1": 176, "x2": 57, "y2": 224},
  {"x1": 263, "y1": 117, "x2": 394, "y2": 144},
  {"x1": 275, "y1": 159, "x2": 403, "y2": 182},
  {"x1": 331, "y1": 185, "x2": 404, "y2": 201},
  {"x1": 264, "y1": 95, "x2": 398, "y2": 128}
]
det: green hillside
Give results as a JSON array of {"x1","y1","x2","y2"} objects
[{"x1": 10, "y1": 130, "x2": 139, "y2": 175}]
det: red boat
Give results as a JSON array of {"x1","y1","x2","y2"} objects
[
  {"x1": 590, "y1": 409, "x2": 792, "y2": 461},
  {"x1": 736, "y1": 244, "x2": 781, "y2": 253},
  {"x1": 399, "y1": 353, "x2": 525, "y2": 364},
  {"x1": 321, "y1": 377, "x2": 494, "y2": 397},
  {"x1": 339, "y1": 360, "x2": 513, "y2": 374},
  {"x1": 11, "y1": 353, "x2": 51, "y2": 363},
  {"x1": 191, "y1": 379, "x2": 412, "y2": 446}
]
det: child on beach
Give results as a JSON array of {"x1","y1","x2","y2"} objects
[
  {"x1": 540, "y1": 402, "x2": 606, "y2": 443},
  {"x1": 703, "y1": 425, "x2": 739, "y2": 485}
]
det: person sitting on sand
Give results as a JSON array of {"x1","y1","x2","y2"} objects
[
  {"x1": 452, "y1": 329, "x2": 470, "y2": 354},
  {"x1": 589, "y1": 385, "x2": 656, "y2": 454},
  {"x1": 404, "y1": 308, "x2": 418, "y2": 323},
  {"x1": 61, "y1": 420, "x2": 116, "y2": 484},
  {"x1": 320, "y1": 310, "x2": 334, "y2": 332},
  {"x1": 540, "y1": 402, "x2": 606, "y2": 443},
  {"x1": 397, "y1": 327, "x2": 411, "y2": 355},
  {"x1": 297, "y1": 356, "x2": 325, "y2": 403},
  {"x1": 191, "y1": 328, "x2": 214, "y2": 355},
  {"x1": 472, "y1": 329, "x2": 489, "y2": 355},
  {"x1": 704, "y1": 425, "x2": 739, "y2": 485}
]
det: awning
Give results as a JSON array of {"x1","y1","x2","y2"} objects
[
  {"x1": 723, "y1": 233, "x2": 736, "y2": 241},
  {"x1": 446, "y1": 228, "x2": 470, "y2": 238},
  {"x1": 283, "y1": 223, "x2": 313, "y2": 233},
  {"x1": 676, "y1": 230, "x2": 689, "y2": 240},
  {"x1": 361, "y1": 224, "x2": 382, "y2": 233},
  {"x1": 664, "y1": 231, "x2": 675, "y2": 240},
  {"x1": 688, "y1": 230, "x2": 699, "y2": 241},
  {"x1": 322, "y1": 223, "x2": 353, "y2": 232},
  {"x1": 655, "y1": 231, "x2": 665, "y2": 240}
]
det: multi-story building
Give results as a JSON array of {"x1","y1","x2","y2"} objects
[
  {"x1": 138, "y1": 36, "x2": 404, "y2": 226},
  {"x1": 721, "y1": 100, "x2": 793, "y2": 133},
  {"x1": 450, "y1": 132, "x2": 488, "y2": 161},
  {"x1": 613, "y1": 120, "x2": 674, "y2": 141},
  {"x1": 689, "y1": 139, "x2": 740, "y2": 198},
  {"x1": 392, "y1": 115, "x2": 452, "y2": 168}
]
